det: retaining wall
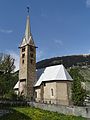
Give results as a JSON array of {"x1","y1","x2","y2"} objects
[{"x1": 28, "y1": 102, "x2": 90, "y2": 118}]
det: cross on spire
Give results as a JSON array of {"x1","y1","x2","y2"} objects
[{"x1": 27, "y1": 7, "x2": 29, "y2": 13}]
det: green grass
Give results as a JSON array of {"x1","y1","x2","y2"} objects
[{"x1": 0, "y1": 107, "x2": 86, "y2": 120}]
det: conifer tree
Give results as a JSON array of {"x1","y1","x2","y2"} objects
[
  {"x1": 0, "y1": 54, "x2": 18, "y2": 99},
  {"x1": 69, "y1": 68, "x2": 86, "y2": 106}
]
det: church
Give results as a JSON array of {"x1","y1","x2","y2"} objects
[{"x1": 14, "y1": 13, "x2": 73, "y2": 106}]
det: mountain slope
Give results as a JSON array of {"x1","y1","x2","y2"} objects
[{"x1": 36, "y1": 54, "x2": 90, "y2": 69}]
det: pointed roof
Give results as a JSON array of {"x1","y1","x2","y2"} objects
[
  {"x1": 19, "y1": 15, "x2": 35, "y2": 48},
  {"x1": 14, "y1": 81, "x2": 19, "y2": 89},
  {"x1": 34, "y1": 64, "x2": 73, "y2": 87},
  {"x1": 25, "y1": 15, "x2": 31, "y2": 41}
]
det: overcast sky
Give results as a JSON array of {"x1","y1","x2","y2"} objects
[{"x1": 0, "y1": 0, "x2": 90, "y2": 70}]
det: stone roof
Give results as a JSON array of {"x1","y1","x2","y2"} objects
[{"x1": 34, "y1": 64, "x2": 73, "y2": 87}]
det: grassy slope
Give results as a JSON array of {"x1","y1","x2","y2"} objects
[{"x1": 0, "y1": 107, "x2": 86, "y2": 120}]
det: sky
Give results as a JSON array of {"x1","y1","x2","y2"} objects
[{"x1": 0, "y1": 0, "x2": 90, "y2": 70}]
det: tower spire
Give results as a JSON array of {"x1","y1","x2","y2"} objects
[
  {"x1": 20, "y1": 7, "x2": 36, "y2": 48},
  {"x1": 25, "y1": 7, "x2": 31, "y2": 40}
]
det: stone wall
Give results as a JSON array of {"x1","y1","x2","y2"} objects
[{"x1": 28, "y1": 102, "x2": 90, "y2": 118}]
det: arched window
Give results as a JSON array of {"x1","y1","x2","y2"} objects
[
  {"x1": 22, "y1": 59, "x2": 24, "y2": 64},
  {"x1": 51, "y1": 88, "x2": 54, "y2": 96}
]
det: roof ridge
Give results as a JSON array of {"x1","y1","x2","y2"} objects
[
  {"x1": 63, "y1": 65, "x2": 73, "y2": 80},
  {"x1": 55, "y1": 65, "x2": 62, "y2": 79},
  {"x1": 62, "y1": 65, "x2": 67, "y2": 80}
]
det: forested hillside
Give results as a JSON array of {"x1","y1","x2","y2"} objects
[{"x1": 36, "y1": 54, "x2": 90, "y2": 69}]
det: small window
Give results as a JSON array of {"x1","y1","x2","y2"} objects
[
  {"x1": 30, "y1": 46, "x2": 34, "y2": 52},
  {"x1": 22, "y1": 53, "x2": 25, "y2": 58},
  {"x1": 22, "y1": 60, "x2": 24, "y2": 64},
  {"x1": 30, "y1": 53, "x2": 33, "y2": 58},
  {"x1": 20, "y1": 79, "x2": 26, "y2": 82},
  {"x1": 51, "y1": 89, "x2": 54, "y2": 96},
  {"x1": 22, "y1": 47, "x2": 25, "y2": 52}
]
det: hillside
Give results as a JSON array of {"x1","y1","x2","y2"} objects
[{"x1": 36, "y1": 54, "x2": 90, "y2": 69}]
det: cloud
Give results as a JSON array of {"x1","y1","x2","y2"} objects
[
  {"x1": 6, "y1": 50, "x2": 19, "y2": 72},
  {"x1": 0, "y1": 28, "x2": 13, "y2": 34},
  {"x1": 36, "y1": 50, "x2": 44, "y2": 61},
  {"x1": 54, "y1": 39, "x2": 63, "y2": 46},
  {"x1": 86, "y1": 0, "x2": 90, "y2": 7},
  {"x1": 88, "y1": 49, "x2": 90, "y2": 53}
]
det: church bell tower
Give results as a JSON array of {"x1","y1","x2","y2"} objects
[{"x1": 19, "y1": 13, "x2": 36, "y2": 100}]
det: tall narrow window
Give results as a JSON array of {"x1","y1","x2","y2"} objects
[
  {"x1": 51, "y1": 89, "x2": 54, "y2": 96},
  {"x1": 30, "y1": 46, "x2": 34, "y2": 52},
  {"x1": 22, "y1": 47, "x2": 25, "y2": 52},
  {"x1": 22, "y1": 59, "x2": 24, "y2": 64},
  {"x1": 22, "y1": 53, "x2": 25, "y2": 58}
]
